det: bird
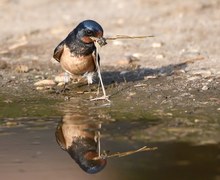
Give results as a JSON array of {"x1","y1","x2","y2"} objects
[
  {"x1": 55, "y1": 113, "x2": 107, "y2": 174},
  {"x1": 53, "y1": 20, "x2": 107, "y2": 85}
]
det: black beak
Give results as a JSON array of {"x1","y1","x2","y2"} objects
[
  {"x1": 97, "y1": 37, "x2": 107, "y2": 47},
  {"x1": 90, "y1": 37, "x2": 107, "y2": 47}
]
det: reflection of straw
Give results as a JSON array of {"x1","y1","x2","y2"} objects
[
  {"x1": 93, "y1": 146, "x2": 158, "y2": 160},
  {"x1": 106, "y1": 35, "x2": 155, "y2": 41},
  {"x1": 97, "y1": 131, "x2": 101, "y2": 157}
]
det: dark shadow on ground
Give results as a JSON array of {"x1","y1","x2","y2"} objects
[{"x1": 101, "y1": 61, "x2": 189, "y2": 85}]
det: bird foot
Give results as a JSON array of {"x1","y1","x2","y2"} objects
[
  {"x1": 56, "y1": 88, "x2": 70, "y2": 94},
  {"x1": 90, "y1": 95, "x2": 111, "y2": 102},
  {"x1": 55, "y1": 83, "x2": 70, "y2": 94}
]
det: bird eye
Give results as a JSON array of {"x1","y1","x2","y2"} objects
[{"x1": 86, "y1": 29, "x2": 93, "y2": 36}]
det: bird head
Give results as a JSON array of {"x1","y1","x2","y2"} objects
[
  {"x1": 75, "y1": 20, "x2": 107, "y2": 46},
  {"x1": 78, "y1": 150, "x2": 107, "y2": 174}
]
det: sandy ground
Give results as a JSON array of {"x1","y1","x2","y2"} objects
[{"x1": 1, "y1": 0, "x2": 220, "y2": 71}]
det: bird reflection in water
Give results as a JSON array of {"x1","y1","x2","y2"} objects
[
  {"x1": 55, "y1": 113, "x2": 106, "y2": 174},
  {"x1": 55, "y1": 112, "x2": 157, "y2": 174}
]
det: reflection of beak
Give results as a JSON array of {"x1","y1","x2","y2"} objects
[{"x1": 90, "y1": 37, "x2": 107, "y2": 47}]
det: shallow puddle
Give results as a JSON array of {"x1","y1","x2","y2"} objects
[{"x1": 0, "y1": 96, "x2": 219, "y2": 180}]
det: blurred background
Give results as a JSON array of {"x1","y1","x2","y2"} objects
[{"x1": 1, "y1": 0, "x2": 220, "y2": 71}]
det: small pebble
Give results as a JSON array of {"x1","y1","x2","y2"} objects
[
  {"x1": 3, "y1": 99, "x2": 13, "y2": 103},
  {"x1": 112, "y1": 40, "x2": 123, "y2": 46},
  {"x1": 201, "y1": 85, "x2": 208, "y2": 91},
  {"x1": 190, "y1": 70, "x2": 212, "y2": 77},
  {"x1": 131, "y1": 53, "x2": 142, "y2": 58},
  {"x1": 64, "y1": 96, "x2": 70, "y2": 101},
  {"x1": 155, "y1": 54, "x2": 165, "y2": 59},
  {"x1": 120, "y1": 71, "x2": 129, "y2": 75},
  {"x1": 15, "y1": 65, "x2": 29, "y2": 73},
  {"x1": 36, "y1": 86, "x2": 45, "y2": 90},
  {"x1": 166, "y1": 113, "x2": 173, "y2": 116},
  {"x1": 134, "y1": 83, "x2": 147, "y2": 87},
  {"x1": 5, "y1": 121, "x2": 18, "y2": 127},
  {"x1": 55, "y1": 75, "x2": 65, "y2": 83},
  {"x1": 207, "y1": 78, "x2": 213, "y2": 82},
  {"x1": 0, "y1": 60, "x2": 8, "y2": 69},
  {"x1": 128, "y1": 56, "x2": 139, "y2": 62},
  {"x1": 34, "y1": 75, "x2": 44, "y2": 79},
  {"x1": 178, "y1": 69, "x2": 186, "y2": 73},
  {"x1": 194, "y1": 119, "x2": 200, "y2": 123},
  {"x1": 34, "y1": 79, "x2": 56, "y2": 86},
  {"x1": 187, "y1": 76, "x2": 200, "y2": 81},
  {"x1": 152, "y1": 42, "x2": 163, "y2": 48},
  {"x1": 57, "y1": 82, "x2": 65, "y2": 86},
  {"x1": 36, "y1": 86, "x2": 53, "y2": 90},
  {"x1": 144, "y1": 75, "x2": 157, "y2": 80},
  {"x1": 128, "y1": 92, "x2": 136, "y2": 96},
  {"x1": 117, "y1": 59, "x2": 129, "y2": 66}
]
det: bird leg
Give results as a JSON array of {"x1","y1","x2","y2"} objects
[
  {"x1": 55, "y1": 72, "x2": 71, "y2": 93},
  {"x1": 62, "y1": 72, "x2": 71, "y2": 92}
]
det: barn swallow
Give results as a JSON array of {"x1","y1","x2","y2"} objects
[
  {"x1": 55, "y1": 113, "x2": 106, "y2": 174},
  {"x1": 53, "y1": 20, "x2": 107, "y2": 84}
]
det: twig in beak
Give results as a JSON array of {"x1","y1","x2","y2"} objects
[
  {"x1": 105, "y1": 35, "x2": 155, "y2": 41},
  {"x1": 90, "y1": 41, "x2": 110, "y2": 102},
  {"x1": 90, "y1": 37, "x2": 107, "y2": 47}
]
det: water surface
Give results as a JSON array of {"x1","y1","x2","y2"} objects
[{"x1": 0, "y1": 96, "x2": 219, "y2": 180}]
